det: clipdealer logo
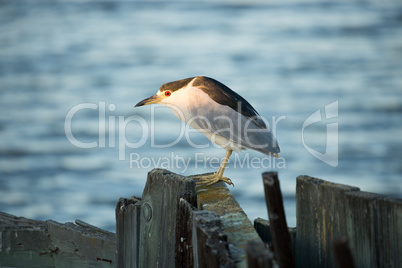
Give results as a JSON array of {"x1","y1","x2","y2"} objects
[{"x1": 302, "y1": 101, "x2": 338, "y2": 167}]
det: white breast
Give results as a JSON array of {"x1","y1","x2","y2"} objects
[
  {"x1": 160, "y1": 85, "x2": 211, "y2": 122},
  {"x1": 159, "y1": 85, "x2": 245, "y2": 151}
]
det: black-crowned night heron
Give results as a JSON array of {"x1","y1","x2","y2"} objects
[{"x1": 135, "y1": 76, "x2": 280, "y2": 186}]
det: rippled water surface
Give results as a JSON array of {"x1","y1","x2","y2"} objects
[{"x1": 1, "y1": 0, "x2": 402, "y2": 231}]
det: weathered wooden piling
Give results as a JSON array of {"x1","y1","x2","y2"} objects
[
  {"x1": 175, "y1": 196, "x2": 197, "y2": 267},
  {"x1": 253, "y1": 217, "x2": 297, "y2": 259},
  {"x1": 246, "y1": 240, "x2": 274, "y2": 268},
  {"x1": 194, "y1": 175, "x2": 269, "y2": 267},
  {"x1": 1, "y1": 170, "x2": 401, "y2": 268},
  {"x1": 254, "y1": 217, "x2": 273, "y2": 245},
  {"x1": 296, "y1": 175, "x2": 360, "y2": 268},
  {"x1": 375, "y1": 197, "x2": 402, "y2": 267},
  {"x1": 193, "y1": 210, "x2": 235, "y2": 268},
  {"x1": 138, "y1": 169, "x2": 196, "y2": 267},
  {"x1": 345, "y1": 192, "x2": 402, "y2": 268},
  {"x1": 114, "y1": 169, "x2": 269, "y2": 268},
  {"x1": 344, "y1": 191, "x2": 381, "y2": 268},
  {"x1": 296, "y1": 175, "x2": 402, "y2": 268},
  {"x1": 116, "y1": 197, "x2": 141, "y2": 268},
  {"x1": 262, "y1": 172, "x2": 295, "y2": 268},
  {"x1": 332, "y1": 236, "x2": 355, "y2": 268}
]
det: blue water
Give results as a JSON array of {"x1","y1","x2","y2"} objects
[{"x1": 1, "y1": 1, "x2": 401, "y2": 232}]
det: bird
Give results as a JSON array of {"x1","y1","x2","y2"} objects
[{"x1": 135, "y1": 76, "x2": 280, "y2": 186}]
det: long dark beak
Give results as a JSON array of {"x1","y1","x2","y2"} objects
[{"x1": 135, "y1": 95, "x2": 162, "y2": 107}]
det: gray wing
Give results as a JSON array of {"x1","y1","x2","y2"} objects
[
  {"x1": 193, "y1": 76, "x2": 267, "y2": 129},
  {"x1": 188, "y1": 101, "x2": 280, "y2": 155}
]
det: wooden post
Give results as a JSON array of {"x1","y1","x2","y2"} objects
[
  {"x1": 262, "y1": 171, "x2": 295, "y2": 268},
  {"x1": 345, "y1": 191, "x2": 402, "y2": 268},
  {"x1": 115, "y1": 197, "x2": 141, "y2": 268},
  {"x1": 194, "y1": 175, "x2": 268, "y2": 267},
  {"x1": 139, "y1": 169, "x2": 196, "y2": 267},
  {"x1": 344, "y1": 191, "x2": 381, "y2": 268},
  {"x1": 254, "y1": 217, "x2": 297, "y2": 258},
  {"x1": 375, "y1": 197, "x2": 402, "y2": 267},
  {"x1": 175, "y1": 195, "x2": 197, "y2": 268},
  {"x1": 296, "y1": 175, "x2": 360, "y2": 268},
  {"x1": 193, "y1": 210, "x2": 235, "y2": 268},
  {"x1": 246, "y1": 240, "x2": 274, "y2": 268},
  {"x1": 332, "y1": 237, "x2": 355, "y2": 268},
  {"x1": 254, "y1": 218, "x2": 273, "y2": 245}
]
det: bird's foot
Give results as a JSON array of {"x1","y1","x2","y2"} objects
[{"x1": 193, "y1": 173, "x2": 234, "y2": 187}]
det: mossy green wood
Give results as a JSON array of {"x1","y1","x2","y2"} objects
[{"x1": 194, "y1": 176, "x2": 267, "y2": 268}]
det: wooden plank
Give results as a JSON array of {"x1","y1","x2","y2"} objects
[
  {"x1": 0, "y1": 212, "x2": 54, "y2": 268},
  {"x1": 295, "y1": 175, "x2": 360, "y2": 268},
  {"x1": 375, "y1": 197, "x2": 402, "y2": 268},
  {"x1": 115, "y1": 196, "x2": 141, "y2": 268},
  {"x1": 46, "y1": 220, "x2": 115, "y2": 268},
  {"x1": 262, "y1": 171, "x2": 295, "y2": 268},
  {"x1": 194, "y1": 174, "x2": 267, "y2": 268},
  {"x1": 0, "y1": 211, "x2": 46, "y2": 227},
  {"x1": 344, "y1": 191, "x2": 381, "y2": 268},
  {"x1": 139, "y1": 168, "x2": 196, "y2": 268},
  {"x1": 193, "y1": 210, "x2": 235, "y2": 268},
  {"x1": 0, "y1": 211, "x2": 115, "y2": 268}
]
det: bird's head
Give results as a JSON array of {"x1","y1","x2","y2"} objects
[
  {"x1": 135, "y1": 77, "x2": 194, "y2": 107},
  {"x1": 134, "y1": 89, "x2": 168, "y2": 107}
]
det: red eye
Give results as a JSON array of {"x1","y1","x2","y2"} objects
[{"x1": 165, "y1": 91, "x2": 171, "y2": 96}]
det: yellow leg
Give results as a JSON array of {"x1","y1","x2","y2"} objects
[
  {"x1": 216, "y1": 150, "x2": 232, "y2": 177},
  {"x1": 194, "y1": 150, "x2": 234, "y2": 186}
]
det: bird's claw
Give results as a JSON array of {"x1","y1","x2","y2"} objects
[
  {"x1": 194, "y1": 174, "x2": 234, "y2": 187},
  {"x1": 221, "y1": 177, "x2": 234, "y2": 187}
]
